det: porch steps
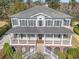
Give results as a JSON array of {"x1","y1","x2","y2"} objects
[
  {"x1": 22, "y1": 40, "x2": 58, "y2": 59},
  {"x1": 36, "y1": 41, "x2": 58, "y2": 59}
]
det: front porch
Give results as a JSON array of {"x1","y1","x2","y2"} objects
[
  {"x1": 10, "y1": 39, "x2": 71, "y2": 46},
  {"x1": 9, "y1": 34, "x2": 72, "y2": 46}
]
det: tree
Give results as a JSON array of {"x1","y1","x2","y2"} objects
[
  {"x1": 48, "y1": 0, "x2": 60, "y2": 10},
  {"x1": 67, "y1": 48, "x2": 78, "y2": 59},
  {"x1": 34, "y1": 1, "x2": 42, "y2": 5},
  {"x1": 69, "y1": 0, "x2": 76, "y2": 6},
  {"x1": 27, "y1": 0, "x2": 33, "y2": 8},
  {"x1": 3, "y1": 43, "x2": 13, "y2": 59},
  {"x1": 69, "y1": 0, "x2": 77, "y2": 11},
  {"x1": 9, "y1": 1, "x2": 27, "y2": 14},
  {"x1": 0, "y1": 0, "x2": 10, "y2": 18}
]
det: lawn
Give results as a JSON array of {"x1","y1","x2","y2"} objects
[
  {"x1": 0, "y1": 20, "x2": 10, "y2": 37},
  {"x1": 72, "y1": 34, "x2": 79, "y2": 48},
  {"x1": 0, "y1": 21, "x2": 8, "y2": 28}
]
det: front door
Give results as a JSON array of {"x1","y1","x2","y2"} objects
[
  {"x1": 38, "y1": 34, "x2": 43, "y2": 40},
  {"x1": 38, "y1": 20, "x2": 43, "y2": 26},
  {"x1": 37, "y1": 34, "x2": 44, "y2": 43}
]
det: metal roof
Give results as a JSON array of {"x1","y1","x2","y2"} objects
[
  {"x1": 6, "y1": 27, "x2": 73, "y2": 35},
  {"x1": 10, "y1": 6, "x2": 72, "y2": 18}
]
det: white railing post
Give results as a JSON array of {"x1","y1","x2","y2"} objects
[
  {"x1": 18, "y1": 39, "x2": 19, "y2": 44},
  {"x1": 62, "y1": 19, "x2": 64, "y2": 27},
  {"x1": 44, "y1": 34, "x2": 46, "y2": 46},
  {"x1": 9, "y1": 34, "x2": 11, "y2": 45},
  {"x1": 44, "y1": 47, "x2": 58, "y2": 59}
]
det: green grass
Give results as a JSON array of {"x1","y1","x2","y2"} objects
[
  {"x1": 0, "y1": 20, "x2": 10, "y2": 37},
  {"x1": 13, "y1": 50, "x2": 22, "y2": 59},
  {"x1": 0, "y1": 21, "x2": 8, "y2": 27},
  {"x1": 72, "y1": 36, "x2": 79, "y2": 48}
]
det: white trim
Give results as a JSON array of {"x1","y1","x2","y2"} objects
[
  {"x1": 30, "y1": 13, "x2": 51, "y2": 18},
  {"x1": 53, "y1": 19, "x2": 62, "y2": 27},
  {"x1": 11, "y1": 18, "x2": 20, "y2": 27},
  {"x1": 45, "y1": 44, "x2": 72, "y2": 46},
  {"x1": 10, "y1": 44, "x2": 36, "y2": 46}
]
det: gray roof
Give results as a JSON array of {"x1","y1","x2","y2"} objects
[
  {"x1": 6, "y1": 27, "x2": 73, "y2": 35},
  {"x1": 10, "y1": 6, "x2": 72, "y2": 18}
]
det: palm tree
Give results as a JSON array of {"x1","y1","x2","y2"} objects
[{"x1": 3, "y1": 43, "x2": 13, "y2": 59}]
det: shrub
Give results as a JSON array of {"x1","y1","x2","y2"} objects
[
  {"x1": 27, "y1": 52, "x2": 45, "y2": 59},
  {"x1": 57, "y1": 52, "x2": 66, "y2": 59},
  {"x1": 70, "y1": 19, "x2": 76, "y2": 27},
  {"x1": 13, "y1": 50, "x2": 22, "y2": 59},
  {"x1": 3, "y1": 43, "x2": 13, "y2": 59},
  {"x1": 73, "y1": 24, "x2": 79, "y2": 35}
]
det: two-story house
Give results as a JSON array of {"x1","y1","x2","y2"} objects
[{"x1": 6, "y1": 6, "x2": 73, "y2": 59}]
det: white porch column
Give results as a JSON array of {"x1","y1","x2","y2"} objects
[
  {"x1": 9, "y1": 34, "x2": 12, "y2": 45},
  {"x1": 61, "y1": 34, "x2": 63, "y2": 45},
  {"x1": 52, "y1": 34, "x2": 54, "y2": 44},
  {"x1": 27, "y1": 19, "x2": 28, "y2": 26},
  {"x1": 53, "y1": 20, "x2": 54, "y2": 27},
  {"x1": 44, "y1": 34, "x2": 46, "y2": 46},
  {"x1": 26, "y1": 34, "x2": 28, "y2": 44},
  {"x1": 62, "y1": 19, "x2": 64, "y2": 27},
  {"x1": 18, "y1": 19, "x2": 20, "y2": 26},
  {"x1": 69, "y1": 20, "x2": 71, "y2": 27},
  {"x1": 36, "y1": 19, "x2": 38, "y2": 27},
  {"x1": 17, "y1": 34, "x2": 19, "y2": 44},
  {"x1": 18, "y1": 34, "x2": 20, "y2": 44}
]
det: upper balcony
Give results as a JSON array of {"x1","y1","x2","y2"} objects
[{"x1": 11, "y1": 18, "x2": 71, "y2": 28}]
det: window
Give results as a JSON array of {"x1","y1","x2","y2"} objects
[
  {"x1": 30, "y1": 34, "x2": 35, "y2": 37},
  {"x1": 54, "y1": 34, "x2": 62, "y2": 38},
  {"x1": 38, "y1": 34, "x2": 44, "y2": 37},
  {"x1": 20, "y1": 20, "x2": 27, "y2": 27},
  {"x1": 38, "y1": 20, "x2": 43, "y2": 26},
  {"x1": 46, "y1": 20, "x2": 53, "y2": 26},
  {"x1": 64, "y1": 19, "x2": 69, "y2": 26},
  {"x1": 12, "y1": 19, "x2": 18, "y2": 25},
  {"x1": 28, "y1": 20, "x2": 36, "y2": 27},
  {"x1": 63, "y1": 34, "x2": 69, "y2": 38},
  {"x1": 20, "y1": 34, "x2": 26, "y2": 38},
  {"x1": 14, "y1": 34, "x2": 17, "y2": 38},
  {"x1": 28, "y1": 34, "x2": 35, "y2": 37},
  {"x1": 45, "y1": 34, "x2": 53, "y2": 37},
  {"x1": 54, "y1": 20, "x2": 62, "y2": 27}
]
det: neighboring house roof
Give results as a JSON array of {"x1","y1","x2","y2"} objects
[
  {"x1": 6, "y1": 27, "x2": 73, "y2": 35},
  {"x1": 10, "y1": 6, "x2": 72, "y2": 18}
]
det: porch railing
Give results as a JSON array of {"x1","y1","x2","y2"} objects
[
  {"x1": 22, "y1": 47, "x2": 36, "y2": 59},
  {"x1": 44, "y1": 47, "x2": 58, "y2": 59},
  {"x1": 11, "y1": 37, "x2": 71, "y2": 46}
]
